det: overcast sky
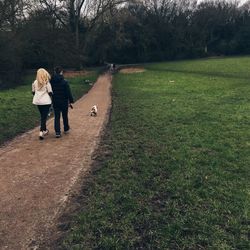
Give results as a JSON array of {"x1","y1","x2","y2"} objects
[{"x1": 197, "y1": 0, "x2": 248, "y2": 4}]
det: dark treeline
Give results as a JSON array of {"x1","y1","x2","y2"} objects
[{"x1": 1, "y1": 0, "x2": 250, "y2": 88}]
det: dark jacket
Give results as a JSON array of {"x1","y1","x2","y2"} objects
[{"x1": 50, "y1": 74, "x2": 74, "y2": 106}]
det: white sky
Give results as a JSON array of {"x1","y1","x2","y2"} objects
[{"x1": 197, "y1": 0, "x2": 248, "y2": 4}]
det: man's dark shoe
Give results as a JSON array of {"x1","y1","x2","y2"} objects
[
  {"x1": 64, "y1": 127, "x2": 70, "y2": 134},
  {"x1": 56, "y1": 133, "x2": 61, "y2": 138}
]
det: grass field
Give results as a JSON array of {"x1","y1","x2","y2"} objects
[
  {"x1": 63, "y1": 57, "x2": 250, "y2": 249},
  {"x1": 0, "y1": 72, "x2": 98, "y2": 145}
]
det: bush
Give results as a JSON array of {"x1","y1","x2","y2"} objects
[{"x1": 0, "y1": 32, "x2": 22, "y2": 89}]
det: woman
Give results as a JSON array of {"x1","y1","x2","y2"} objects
[{"x1": 32, "y1": 68, "x2": 53, "y2": 140}]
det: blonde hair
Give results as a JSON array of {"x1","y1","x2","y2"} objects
[{"x1": 36, "y1": 68, "x2": 51, "y2": 89}]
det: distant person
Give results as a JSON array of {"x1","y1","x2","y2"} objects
[
  {"x1": 110, "y1": 63, "x2": 116, "y2": 73},
  {"x1": 32, "y1": 68, "x2": 53, "y2": 140},
  {"x1": 50, "y1": 66, "x2": 74, "y2": 138},
  {"x1": 109, "y1": 64, "x2": 113, "y2": 73}
]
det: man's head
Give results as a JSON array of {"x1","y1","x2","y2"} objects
[{"x1": 55, "y1": 66, "x2": 63, "y2": 75}]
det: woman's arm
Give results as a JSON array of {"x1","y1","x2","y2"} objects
[{"x1": 32, "y1": 82, "x2": 35, "y2": 95}]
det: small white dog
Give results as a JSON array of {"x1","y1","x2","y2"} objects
[{"x1": 90, "y1": 105, "x2": 98, "y2": 116}]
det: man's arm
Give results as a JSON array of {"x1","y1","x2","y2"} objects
[{"x1": 65, "y1": 81, "x2": 74, "y2": 104}]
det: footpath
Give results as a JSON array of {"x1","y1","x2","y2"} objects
[{"x1": 0, "y1": 74, "x2": 112, "y2": 249}]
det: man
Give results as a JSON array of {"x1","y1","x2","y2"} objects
[{"x1": 50, "y1": 66, "x2": 74, "y2": 138}]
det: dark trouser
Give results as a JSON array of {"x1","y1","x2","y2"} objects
[
  {"x1": 54, "y1": 104, "x2": 69, "y2": 134},
  {"x1": 37, "y1": 105, "x2": 51, "y2": 131}
]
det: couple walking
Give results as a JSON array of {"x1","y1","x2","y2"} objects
[{"x1": 32, "y1": 66, "x2": 74, "y2": 140}]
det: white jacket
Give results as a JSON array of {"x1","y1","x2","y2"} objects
[{"x1": 32, "y1": 80, "x2": 53, "y2": 105}]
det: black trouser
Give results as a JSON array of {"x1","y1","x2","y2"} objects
[
  {"x1": 37, "y1": 105, "x2": 51, "y2": 131},
  {"x1": 54, "y1": 104, "x2": 69, "y2": 134}
]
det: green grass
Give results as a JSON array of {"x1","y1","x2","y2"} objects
[
  {"x1": 0, "y1": 72, "x2": 98, "y2": 145},
  {"x1": 63, "y1": 57, "x2": 250, "y2": 249}
]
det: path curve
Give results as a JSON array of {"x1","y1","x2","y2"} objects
[{"x1": 0, "y1": 74, "x2": 112, "y2": 249}]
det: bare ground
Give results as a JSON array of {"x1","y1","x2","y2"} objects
[
  {"x1": 64, "y1": 70, "x2": 93, "y2": 78},
  {"x1": 119, "y1": 67, "x2": 145, "y2": 74},
  {"x1": 0, "y1": 74, "x2": 112, "y2": 250}
]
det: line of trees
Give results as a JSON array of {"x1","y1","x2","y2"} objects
[{"x1": 1, "y1": 0, "x2": 250, "y2": 88}]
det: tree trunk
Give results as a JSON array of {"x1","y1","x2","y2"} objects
[
  {"x1": 75, "y1": 18, "x2": 79, "y2": 50},
  {"x1": 75, "y1": 15, "x2": 82, "y2": 69}
]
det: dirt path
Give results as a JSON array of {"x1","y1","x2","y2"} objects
[{"x1": 0, "y1": 74, "x2": 112, "y2": 249}]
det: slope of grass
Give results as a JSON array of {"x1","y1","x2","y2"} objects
[
  {"x1": 0, "y1": 72, "x2": 98, "y2": 145},
  {"x1": 63, "y1": 57, "x2": 250, "y2": 249}
]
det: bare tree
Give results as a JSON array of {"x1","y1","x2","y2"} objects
[
  {"x1": 0, "y1": 0, "x2": 29, "y2": 30},
  {"x1": 38, "y1": 0, "x2": 128, "y2": 50}
]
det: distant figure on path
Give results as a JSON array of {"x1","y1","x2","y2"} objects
[
  {"x1": 110, "y1": 63, "x2": 116, "y2": 73},
  {"x1": 50, "y1": 66, "x2": 74, "y2": 138},
  {"x1": 32, "y1": 68, "x2": 53, "y2": 140}
]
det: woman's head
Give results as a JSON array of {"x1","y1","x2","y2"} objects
[{"x1": 36, "y1": 68, "x2": 51, "y2": 89}]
